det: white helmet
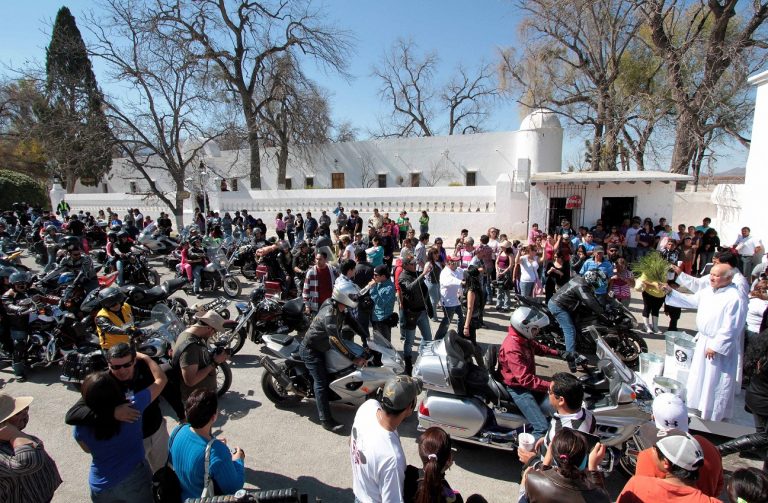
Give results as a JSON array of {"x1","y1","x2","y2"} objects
[
  {"x1": 332, "y1": 281, "x2": 360, "y2": 308},
  {"x1": 510, "y1": 306, "x2": 549, "y2": 339}
]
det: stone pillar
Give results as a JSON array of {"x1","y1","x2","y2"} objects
[
  {"x1": 743, "y1": 70, "x2": 768, "y2": 244},
  {"x1": 49, "y1": 182, "x2": 66, "y2": 213}
]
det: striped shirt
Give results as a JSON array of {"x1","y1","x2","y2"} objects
[
  {"x1": 0, "y1": 436, "x2": 62, "y2": 503},
  {"x1": 543, "y1": 408, "x2": 597, "y2": 449}
]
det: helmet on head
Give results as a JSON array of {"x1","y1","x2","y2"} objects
[
  {"x1": 9, "y1": 271, "x2": 29, "y2": 286},
  {"x1": 107, "y1": 231, "x2": 118, "y2": 240},
  {"x1": 332, "y1": 281, "x2": 360, "y2": 308},
  {"x1": 66, "y1": 243, "x2": 82, "y2": 253},
  {"x1": 98, "y1": 287, "x2": 126, "y2": 309},
  {"x1": 278, "y1": 240, "x2": 290, "y2": 252},
  {"x1": 583, "y1": 269, "x2": 607, "y2": 290},
  {"x1": 45, "y1": 225, "x2": 57, "y2": 234},
  {"x1": 0, "y1": 267, "x2": 15, "y2": 280},
  {"x1": 117, "y1": 231, "x2": 129, "y2": 240},
  {"x1": 510, "y1": 306, "x2": 549, "y2": 339}
]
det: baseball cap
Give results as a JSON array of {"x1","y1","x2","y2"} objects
[
  {"x1": 655, "y1": 429, "x2": 704, "y2": 471},
  {"x1": 652, "y1": 393, "x2": 689, "y2": 432},
  {"x1": 380, "y1": 376, "x2": 423, "y2": 412}
]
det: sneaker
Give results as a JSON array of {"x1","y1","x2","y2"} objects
[
  {"x1": 322, "y1": 418, "x2": 344, "y2": 432},
  {"x1": 15, "y1": 375, "x2": 26, "y2": 383}
]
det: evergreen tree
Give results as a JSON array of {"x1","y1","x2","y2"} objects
[{"x1": 40, "y1": 6, "x2": 111, "y2": 191}]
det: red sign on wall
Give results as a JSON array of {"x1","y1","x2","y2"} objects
[{"x1": 565, "y1": 195, "x2": 582, "y2": 209}]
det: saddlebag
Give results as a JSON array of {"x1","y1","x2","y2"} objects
[{"x1": 60, "y1": 346, "x2": 107, "y2": 384}]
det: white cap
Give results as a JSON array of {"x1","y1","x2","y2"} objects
[{"x1": 653, "y1": 393, "x2": 688, "y2": 432}]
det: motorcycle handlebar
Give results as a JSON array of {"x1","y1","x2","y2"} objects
[{"x1": 183, "y1": 487, "x2": 303, "y2": 502}]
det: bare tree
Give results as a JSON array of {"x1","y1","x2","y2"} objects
[
  {"x1": 358, "y1": 150, "x2": 377, "y2": 188},
  {"x1": 638, "y1": 0, "x2": 767, "y2": 174},
  {"x1": 88, "y1": 0, "x2": 226, "y2": 228},
  {"x1": 152, "y1": 0, "x2": 353, "y2": 189},
  {"x1": 499, "y1": 0, "x2": 643, "y2": 171},
  {"x1": 331, "y1": 120, "x2": 359, "y2": 143},
  {"x1": 373, "y1": 39, "x2": 498, "y2": 138}
]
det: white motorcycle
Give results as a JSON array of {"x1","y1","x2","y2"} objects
[
  {"x1": 259, "y1": 333, "x2": 404, "y2": 408},
  {"x1": 136, "y1": 227, "x2": 178, "y2": 256},
  {"x1": 414, "y1": 328, "x2": 653, "y2": 475}
]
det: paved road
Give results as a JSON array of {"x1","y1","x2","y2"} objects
[{"x1": 1, "y1": 255, "x2": 759, "y2": 502}]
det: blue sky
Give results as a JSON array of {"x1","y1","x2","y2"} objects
[{"x1": 0, "y1": 0, "x2": 750, "y2": 172}]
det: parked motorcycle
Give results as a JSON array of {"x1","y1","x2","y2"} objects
[
  {"x1": 175, "y1": 247, "x2": 242, "y2": 298},
  {"x1": 139, "y1": 304, "x2": 233, "y2": 396},
  {"x1": 222, "y1": 288, "x2": 309, "y2": 354},
  {"x1": 137, "y1": 227, "x2": 178, "y2": 256},
  {"x1": 511, "y1": 293, "x2": 648, "y2": 370},
  {"x1": 117, "y1": 251, "x2": 161, "y2": 287},
  {"x1": 413, "y1": 328, "x2": 652, "y2": 474},
  {"x1": 259, "y1": 332, "x2": 404, "y2": 406}
]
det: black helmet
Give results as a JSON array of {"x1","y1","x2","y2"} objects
[
  {"x1": 117, "y1": 230, "x2": 129, "y2": 239},
  {"x1": 98, "y1": 287, "x2": 126, "y2": 308},
  {"x1": 107, "y1": 231, "x2": 118, "y2": 240},
  {"x1": 250, "y1": 285, "x2": 266, "y2": 304},
  {"x1": 66, "y1": 243, "x2": 82, "y2": 253},
  {"x1": 0, "y1": 267, "x2": 15, "y2": 280},
  {"x1": 62, "y1": 235, "x2": 81, "y2": 248},
  {"x1": 9, "y1": 271, "x2": 29, "y2": 285}
]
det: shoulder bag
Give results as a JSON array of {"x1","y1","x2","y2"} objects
[
  {"x1": 152, "y1": 425, "x2": 183, "y2": 503},
  {"x1": 200, "y1": 437, "x2": 217, "y2": 497}
]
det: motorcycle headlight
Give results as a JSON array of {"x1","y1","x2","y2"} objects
[{"x1": 217, "y1": 258, "x2": 227, "y2": 268}]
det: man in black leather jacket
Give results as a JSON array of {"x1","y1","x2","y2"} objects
[
  {"x1": 547, "y1": 271, "x2": 605, "y2": 372},
  {"x1": 300, "y1": 282, "x2": 369, "y2": 432}
]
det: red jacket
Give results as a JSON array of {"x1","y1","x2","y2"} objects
[{"x1": 499, "y1": 326, "x2": 559, "y2": 392}]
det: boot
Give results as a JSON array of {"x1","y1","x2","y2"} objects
[
  {"x1": 717, "y1": 432, "x2": 768, "y2": 460},
  {"x1": 651, "y1": 316, "x2": 661, "y2": 334},
  {"x1": 404, "y1": 356, "x2": 413, "y2": 376}
]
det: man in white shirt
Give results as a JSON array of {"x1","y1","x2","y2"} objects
[
  {"x1": 733, "y1": 226, "x2": 764, "y2": 280},
  {"x1": 435, "y1": 255, "x2": 464, "y2": 340},
  {"x1": 350, "y1": 376, "x2": 422, "y2": 503},
  {"x1": 624, "y1": 219, "x2": 641, "y2": 262}
]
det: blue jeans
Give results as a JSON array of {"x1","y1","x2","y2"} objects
[
  {"x1": 192, "y1": 264, "x2": 204, "y2": 293},
  {"x1": 116, "y1": 259, "x2": 126, "y2": 286},
  {"x1": 427, "y1": 283, "x2": 440, "y2": 320},
  {"x1": 91, "y1": 460, "x2": 152, "y2": 503},
  {"x1": 300, "y1": 344, "x2": 333, "y2": 422},
  {"x1": 10, "y1": 329, "x2": 26, "y2": 377},
  {"x1": 506, "y1": 388, "x2": 552, "y2": 440},
  {"x1": 548, "y1": 300, "x2": 576, "y2": 353},
  {"x1": 402, "y1": 311, "x2": 433, "y2": 360},
  {"x1": 482, "y1": 275, "x2": 493, "y2": 304},
  {"x1": 520, "y1": 281, "x2": 536, "y2": 298},
  {"x1": 435, "y1": 305, "x2": 464, "y2": 340},
  {"x1": 296, "y1": 229, "x2": 305, "y2": 243},
  {"x1": 496, "y1": 289, "x2": 512, "y2": 310}
]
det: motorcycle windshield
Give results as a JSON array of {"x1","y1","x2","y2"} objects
[
  {"x1": 149, "y1": 304, "x2": 185, "y2": 343},
  {"x1": 595, "y1": 334, "x2": 634, "y2": 384},
  {"x1": 368, "y1": 333, "x2": 395, "y2": 353}
]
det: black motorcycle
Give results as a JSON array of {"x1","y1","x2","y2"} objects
[
  {"x1": 117, "y1": 251, "x2": 160, "y2": 287},
  {"x1": 222, "y1": 288, "x2": 309, "y2": 354},
  {"x1": 511, "y1": 293, "x2": 648, "y2": 369}
]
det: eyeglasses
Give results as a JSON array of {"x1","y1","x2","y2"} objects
[{"x1": 109, "y1": 359, "x2": 135, "y2": 370}]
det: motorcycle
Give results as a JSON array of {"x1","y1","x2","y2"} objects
[
  {"x1": 413, "y1": 328, "x2": 652, "y2": 474},
  {"x1": 137, "y1": 227, "x2": 178, "y2": 256},
  {"x1": 138, "y1": 304, "x2": 233, "y2": 396},
  {"x1": 175, "y1": 246, "x2": 242, "y2": 298},
  {"x1": 0, "y1": 298, "x2": 102, "y2": 378},
  {"x1": 511, "y1": 293, "x2": 648, "y2": 370},
  {"x1": 116, "y1": 250, "x2": 161, "y2": 287},
  {"x1": 222, "y1": 289, "x2": 309, "y2": 354},
  {"x1": 259, "y1": 332, "x2": 404, "y2": 407}
]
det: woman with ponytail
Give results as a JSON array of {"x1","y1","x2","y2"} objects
[
  {"x1": 521, "y1": 428, "x2": 609, "y2": 503},
  {"x1": 404, "y1": 427, "x2": 487, "y2": 503}
]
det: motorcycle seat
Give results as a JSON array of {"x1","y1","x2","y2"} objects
[
  {"x1": 282, "y1": 297, "x2": 304, "y2": 316},
  {"x1": 163, "y1": 277, "x2": 188, "y2": 292},
  {"x1": 270, "y1": 333, "x2": 295, "y2": 346}
]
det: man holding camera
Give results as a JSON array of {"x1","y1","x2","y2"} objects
[{"x1": 172, "y1": 311, "x2": 230, "y2": 403}]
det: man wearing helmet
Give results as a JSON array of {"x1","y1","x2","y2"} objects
[
  {"x1": 547, "y1": 270, "x2": 606, "y2": 372},
  {"x1": 499, "y1": 306, "x2": 567, "y2": 440},
  {"x1": 2, "y1": 272, "x2": 38, "y2": 381},
  {"x1": 300, "y1": 281, "x2": 370, "y2": 432},
  {"x1": 94, "y1": 287, "x2": 146, "y2": 349},
  {"x1": 48, "y1": 243, "x2": 97, "y2": 291}
]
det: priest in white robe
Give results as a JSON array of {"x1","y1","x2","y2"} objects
[{"x1": 663, "y1": 264, "x2": 747, "y2": 421}]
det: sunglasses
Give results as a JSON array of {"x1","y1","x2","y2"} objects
[{"x1": 109, "y1": 359, "x2": 135, "y2": 370}]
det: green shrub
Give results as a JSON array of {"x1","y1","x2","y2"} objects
[{"x1": 0, "y1": 169, "x2": 48, "y2": 210}]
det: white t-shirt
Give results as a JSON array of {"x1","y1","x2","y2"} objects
[
  {"x1": 625, "y1": 227, "x2": 640, "y2": 248},
  {"x1": 747, "y1": 297, "x2": 768, "y2": 333},
  {"x1": 519, "y1": 256, "x2": 540, "y2": 283},
  {"x1": 439, "y1": 266, "x2": 465, "y2": 307},
  {"x1": 735, "y1": 235, "x2": 763, "y2": 256},
  {"x1": 350, "y1": 400, "x2": 406, "y2": 503}
]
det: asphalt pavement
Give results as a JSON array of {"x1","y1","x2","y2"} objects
[{"x1": 0, "y1": 254, "x2": 760, "y2": 503}]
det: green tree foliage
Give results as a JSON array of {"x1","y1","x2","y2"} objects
[
  {"x1": 40, "y1": 6, "x2": 112, "y2": 191},
  {"x1": 0, "y1": 79, "x2": 49, "y2": 178},
  {"x1": 0, "y1": 169, "x2": 48, "y2": 210}
]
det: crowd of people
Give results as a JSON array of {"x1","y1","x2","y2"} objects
[{"x1": 2, "y1": 200, "x2": 768, "y2": 503}]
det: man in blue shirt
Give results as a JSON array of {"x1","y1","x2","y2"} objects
[{"x1": 580, "y1": 246, "x2": 614, "y2": 304}]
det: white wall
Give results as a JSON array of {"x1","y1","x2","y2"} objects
[{"x1": 741, "y1": 70, "x2": 768, "y2": 244}]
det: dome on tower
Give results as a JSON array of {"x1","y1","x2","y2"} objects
[{"x1": 519, "y1": 109, "x2": 562, "y2": 130}]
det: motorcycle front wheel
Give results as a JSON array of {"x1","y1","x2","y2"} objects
[
  {"x1": 261, "y1": 368, "x2": 301, "y2": 404},
  {"x1": 168, "y1": 297, "x2": 189, "y2": 321},
  {"x1": 216, "y1": 362, "x2": 232, "y2": 396},
  {"x1": 222, "y1": 275, "x2": 242, "y2": 298},
  {"x1": 604, "y1": 330, "x2": 647, "y2": 370},
  {"x1": 241, "y1": 263, "x2": 256, "y2": 280},
  {"x1": 221, "y1": 326, "x2": 247, "y2": 355}
]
